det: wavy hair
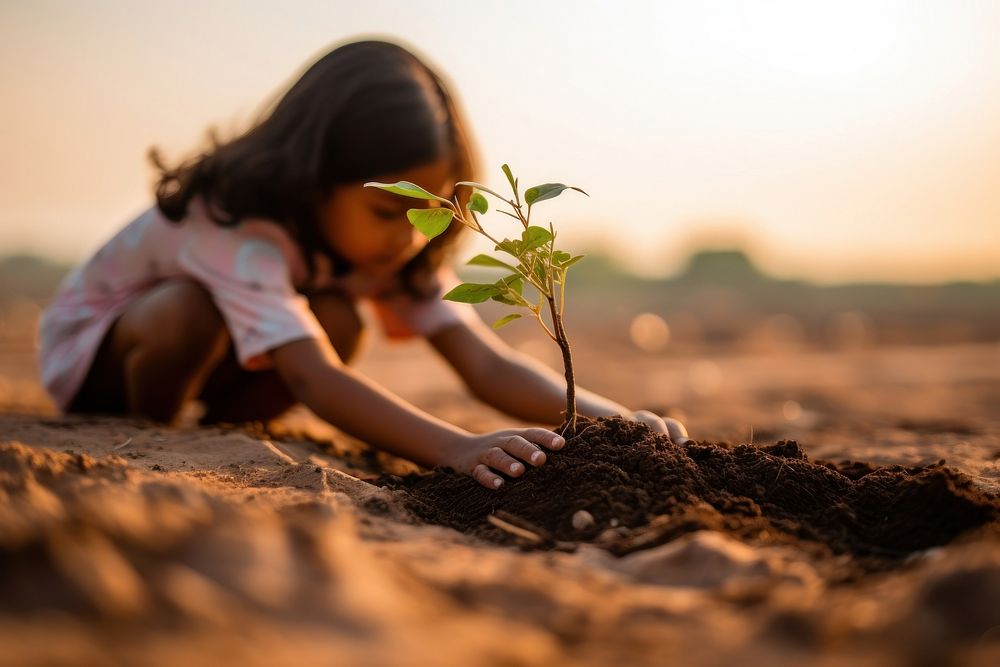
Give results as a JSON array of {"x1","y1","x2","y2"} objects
[{"x1": 149, "y1": 39, "x2": 478, "y2": 298}]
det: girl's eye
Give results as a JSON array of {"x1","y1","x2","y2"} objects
[{"x1": 374, "y1": 208, "x2": 404, "y2": 221}]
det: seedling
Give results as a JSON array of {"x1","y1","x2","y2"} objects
[{"x1": 365, "y1": 165, "x2": 587, "y2": 434}]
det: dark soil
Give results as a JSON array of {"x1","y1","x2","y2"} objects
[{"x1": 380, "y1": 417, "x2": 1000, "y2": 570}]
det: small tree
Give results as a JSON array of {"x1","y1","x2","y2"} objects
[{"x1": 365, "y1": 165, "x2": 587, "y2": 434}]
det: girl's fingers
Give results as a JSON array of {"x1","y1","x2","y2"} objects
[
  {"x1": 472, "y1": 463, "x2": 504, "y2": 490},
  {"x1": 664, "y1": 418, "x2": 691, "y2": 444},
  {"x1": 466, "y1": 429, "x2": 565, "y2": 488},
  {"x1": 631, "y1": 410, "x2": 668, "y2": 433},
  {"x1": 502, "y1": 435, "x2": 546, "y2": 467},
  {"x1": 482, "y1": 446, "x2": 525, "y2": 477},
  {"x1": 518, "y1": 428, "x2": 566, "y2": 451}
]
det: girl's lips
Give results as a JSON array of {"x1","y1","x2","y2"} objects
[
  {"x1": 363, "y1": 254, "x2": 410, "y2": 275},
  {"x1": 376, "y1": 247, "x2": 421, "y2": 266},
  {"x1": 374, "y1": 254, "x2": 405, "y2": 266}
]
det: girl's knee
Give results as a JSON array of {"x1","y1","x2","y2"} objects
[
  {"x1": 127, "y1": 280, "x2": 229, "y2": 361},
  {"x1": 309, "y1": 290, "x2": 365, "y2": 363},
  {"x1": 119, "y1": 281, "x2": 233, "y2": 422}
]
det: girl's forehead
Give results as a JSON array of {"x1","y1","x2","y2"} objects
[{"x1": 395, "y1": 155, "x2": 454, "y2": 185}]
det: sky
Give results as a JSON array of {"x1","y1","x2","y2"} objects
[{"x1": 1, "y1": 0, "x2": 998, "y2": 283}]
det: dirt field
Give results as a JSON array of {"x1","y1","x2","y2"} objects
[{"x1": 1, "y1": 306, "x2": 999, "y2": 666}]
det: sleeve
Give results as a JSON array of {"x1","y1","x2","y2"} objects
[
  {"x1": 369, "y1": 267, "x2": 481, "y2": 340},
  {"x1": 177, "y1": 226, "x2": 327, "y2": 370}
]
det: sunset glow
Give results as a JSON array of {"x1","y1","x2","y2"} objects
[{"x1": 1, "y1": 0, "x2": 998, "y2": 283}]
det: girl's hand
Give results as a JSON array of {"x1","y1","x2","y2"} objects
[
  {"x1": 446, "y1": 428, "x2": 566, "y2": 490},
  {"x1": 629, "y1": 410, "x2": 691, "y2": 444}
]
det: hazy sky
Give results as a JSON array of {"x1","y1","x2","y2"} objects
[{"x1": 1, "y1": 0, "x2": 998, "y2": 283}]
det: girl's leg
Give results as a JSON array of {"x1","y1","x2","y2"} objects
[
  {"x1": 69, "y1": 280, "x2": 230, "y2": 422},
  {"x1": 196, "y1": 289, "x2": 366, "y2": 424},
  {"x1": 195, "y1": 344, "x2": 295, "y2": 424},
  {"x1": 72, "y1": 282, "x2": 365, "y2": 424}
]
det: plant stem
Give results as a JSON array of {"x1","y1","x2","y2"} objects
[
  {"x1": 531, "y1": 311, "x2": 558, "y2": 342},
  {"x1": 461, "y1": 193, "x2": 576, "y2": 433},
  {"x1": 546, "y1": 294, "x2": 577, "y2": 436}
]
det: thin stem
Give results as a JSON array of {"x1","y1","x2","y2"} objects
[
  {"x1": 547, "y1": 222, "x2": 566, "y2": 318},
  {"x1": 532, "y1": 311, "x2": 558, "y2": 342},
  {"x1": 453, "y1": 215, "x2": 480, "y2": 232},
  {"x1": 430, "y1": 197, "x2": 475, "y2": 232},
  {"x1": 559, "y1": 271, "x2": 567, "y2": 318},
  {"x1": 546, "y1": 293, "x2": 577, "y2": 434},
  {"x1": 467, "y1": 210, "x2": 500, "y2": 246},
  {"x1": 511, "y1": 203, "x2": 529, "y2": 229},
  {"x1": 456, "y1": 197, "x2": 483, "y2": 232}
]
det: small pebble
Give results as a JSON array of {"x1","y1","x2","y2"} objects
[{"x1": 571, "y1": 510, "x2": 595, "y2": 531}]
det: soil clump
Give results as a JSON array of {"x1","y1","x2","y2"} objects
[{"x1": 382, "y1": 417, "x2": 1000, "y2": 570}]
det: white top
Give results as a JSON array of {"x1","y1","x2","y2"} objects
[{"x1": 38, "y1": 199, "x2": 477, "y2": 410}]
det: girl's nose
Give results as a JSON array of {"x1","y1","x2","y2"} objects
[
  {"x1": 392, "y1": 225, "x2": 423, "y2": 255},
  {"x1": 408, "y1": 224, "x2": 427, "y2": 247}
]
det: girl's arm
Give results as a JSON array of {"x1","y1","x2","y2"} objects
[
  {"x1": 270, "y1": 337, "x2": 566, "y2": 488},
  {"x1": 428, "y1": 318, "x2": 690, "y2": 441}
]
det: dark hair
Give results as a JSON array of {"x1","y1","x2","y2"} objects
[{"x1": 149, "y1": 39, "x2": 478, "y2": 298}]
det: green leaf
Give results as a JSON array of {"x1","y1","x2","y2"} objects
[
  {"x1": 443, "y1": 283, "x2": 500, "y2": 303},
  {"x1": 406, "y1": 208, "x2": 454, "y2": 240},
  {"x1": 521, "y1": 226, "x2": 553, "y2": 251},
  {"x1": 365, "y1": 180, "x2": 450, "y2": 204},
  {"x1": 491, "y1": 274, "x2": 529, "y2": 306},
  {"x1": 497, "y1": 274, "x2": 523, "y2": 294},
  {"x1": 552, "y1": 251, "x2": 584, "y2": 268},
  {"x1": 495, "y1": 238, "x2": 522, "y2": 256},
  {"x1": 492, "y1": 313, "x2": 523, "y2": 329},
  {"x1": 467, "y1": 254, "x2": 516, "y2": 271},
  {"x1": 469, "y1": 192, "x2": 489, "y2": 215},
  {"x1": 523, "y1": 183, "x2": 589, "y2": 205},
  {"x1": 501, "y1": 164, "x2": 517, "y2": 195},
  {"x1": 531, "y1": 255, "x2": 547, "y2": 284}
]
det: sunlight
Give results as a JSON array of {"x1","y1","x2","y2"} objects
[{"x1": 0, "y1": 0, "x2": 998, "y2": 282}]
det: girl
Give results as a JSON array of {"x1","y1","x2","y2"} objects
[{"x1": 39, "y1": 39, "x2": 688, "y2": 490}]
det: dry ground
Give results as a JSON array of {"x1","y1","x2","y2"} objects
[{"x1": 1, "y1": 309, "x2": 999, "y2": 667}]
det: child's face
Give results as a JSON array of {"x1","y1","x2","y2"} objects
[{"x1": 318, "y1": 155, "x2": 454, "y2": 278}]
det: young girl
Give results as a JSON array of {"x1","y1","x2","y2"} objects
[{"x1": 39, "y1": 40, "x2": 688, "y2": 490}]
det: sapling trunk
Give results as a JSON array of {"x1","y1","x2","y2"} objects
[
  {"x1": 547, "y1": 294, "x2": 577, "y2": 435},
  {"x1": 365, "y1": 165, "x2": 588, "y2": 437}
]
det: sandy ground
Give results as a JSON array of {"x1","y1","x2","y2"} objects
[{"x1": 1, "y1": 312, "x2": 999, "y2": 666}]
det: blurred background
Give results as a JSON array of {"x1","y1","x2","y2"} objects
[
  {"x1": 1, "y1": 0, "x2": 998, "y2": 435},
  {"x1": 3, "y1": 0, "x2": 1000, "y2": 278}
]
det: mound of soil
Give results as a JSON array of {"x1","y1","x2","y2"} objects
[{"x1": 381, "y1": 417, "x2": 1000, "y2": 569}]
